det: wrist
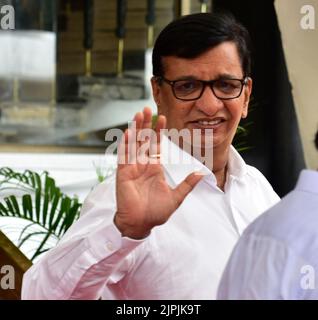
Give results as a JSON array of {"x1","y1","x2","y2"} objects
[{"x1": 114, "y1": 214, "x2": 150, "y2": 240}]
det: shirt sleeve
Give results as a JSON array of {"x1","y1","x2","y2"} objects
[
  {"x1": 217, "y1": 233, "x2": 318, "y2": 300},
  {"x1": 21, "y1": 178, "x2": 145, "y2": 300}
]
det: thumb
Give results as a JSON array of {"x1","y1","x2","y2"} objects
[{"x1": 173, "y1": 172, "x2": 204, "y2": 207}]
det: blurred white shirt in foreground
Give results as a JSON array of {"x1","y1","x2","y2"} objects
[{"x1": 218, "y1": 170, "x2": 318, "y2": 300}]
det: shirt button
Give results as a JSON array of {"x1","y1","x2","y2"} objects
[{"x1": 106, "y1": 241, "x2": 114, "y2": 251}]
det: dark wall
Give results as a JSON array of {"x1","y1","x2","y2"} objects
[{"x1": 213, "y1": 0, "x2": 306, "y2": 196}]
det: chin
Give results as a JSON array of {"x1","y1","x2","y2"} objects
[{"x1": 209, "y1": 136, "x2": 232, "y2": 150}]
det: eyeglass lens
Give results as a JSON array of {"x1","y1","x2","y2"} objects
[{"x1": 173, "y1": 79, "x2": 243, "y2": 100}]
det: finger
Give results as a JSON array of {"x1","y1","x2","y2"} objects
[
  {"x1": 137, "y1": 129, "x2": 152, "y2": 165},
  {"x1": 117, "y1": 129, "x2": 129, "y2": 166},
  {"x1": 142, "y1": 106, "x2": 153, "y2": 130},
  {"x1": 138, "y1": 144, "x2": 151, "y2": 166},
  {"x1": 156, "y1": 115, "x2": 166, "y2": 141},
  {"x1": 128, "y1": 127, "x2": 137, "y2": 164},
  {"x1": 137, "y1": 108, "x2": 152, "y2": 164},
  {"x1": 172, "y1": 172, "x2": 204, "y2": 207},
  {"x1": 133, "y1": 111, "x2": 144, "y2": 131},
  {"x1": 117, "y1": 128, "x2": 138, "y2": 166},
  {"x1": 128, "y1": 111, "x2": 143, "y2": 155},
  {"x1": 149, "y1": 115, "x2": 166, "y2": 160},
  {"x1": 138, "y1": 108, "x2": 152, "y2": 149}
]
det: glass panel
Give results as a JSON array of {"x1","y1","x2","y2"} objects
[{"x1": 0, "y1": 0, "x2": 209, "y2": 152}]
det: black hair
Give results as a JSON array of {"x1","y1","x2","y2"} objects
[
  {"x1": 315, "y1": 129, "x2": 318, "y2": 151},
  {"x1": 152, "y1": 12, "x2": 252, "y2": 78}
]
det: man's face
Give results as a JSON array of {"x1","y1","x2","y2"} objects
[{"x1": 151, "y1": 41, "x2": 252, "y2": 150}]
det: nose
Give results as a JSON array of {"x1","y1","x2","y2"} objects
[{"x1": 194, "y1": 84, "x2": 224, "y2": 116}]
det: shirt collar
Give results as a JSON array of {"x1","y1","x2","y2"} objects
[
  {"x1": 295, "y1": 170, "x2": 318, "y2": 194},
  {"x1": 161, "y1": 134, "x2": 248, "y2": 186},
  {"x1": 227, "y1": 145, "x2": 248, "y2": 179}
]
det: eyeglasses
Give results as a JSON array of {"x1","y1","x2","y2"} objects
[{"x1": 157, "y1": 76, "x2": 248, "y2": 101}]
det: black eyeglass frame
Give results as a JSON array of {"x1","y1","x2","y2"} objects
[{"x1": 156, "y1": 76, "x2": 249, "y2": 101}]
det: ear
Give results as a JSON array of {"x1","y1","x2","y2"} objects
[
  {"x1": 151, "y1": 77, "x2": 162, "y2": 112},
  {"x1": 241, "y1": 77, "x2": 253, "y2": 119}
]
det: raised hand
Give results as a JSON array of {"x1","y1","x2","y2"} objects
[{"x1": 114, "y1": 107, "x2": 203, "y2": 239}]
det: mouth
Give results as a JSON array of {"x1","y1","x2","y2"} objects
[{"x1": 189, "y1": 117, "x2": 226, "y2": 129}]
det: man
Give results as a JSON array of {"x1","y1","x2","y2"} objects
[
  {"x1": 218, "y1": 130, "x2": 318, "y2": 300},
  {"x1": 22, "y1": 13, "x2": 279, "y2": 300}
]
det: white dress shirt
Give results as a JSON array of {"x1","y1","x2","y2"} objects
[
  {"x1": 217, "y1": 170, "x2": 318, "y2": 300},
  {"x1": 22, "y1": 136, "x2": 279, "y2": 300}
]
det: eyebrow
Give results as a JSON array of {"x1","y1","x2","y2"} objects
[
  {"x1": 217, "y1": 73, "x2": 244, "y2": 79},
  {"x1": 172, "y1": 73, "x2": 244, "y2": 81}
]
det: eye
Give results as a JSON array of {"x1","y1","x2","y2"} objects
[
  {"x1": 174, "y1": 80, "x2": 200, "y2": 93},
  {"x1": 214, "y1": 79, "x2": 240, "y2": 93}
]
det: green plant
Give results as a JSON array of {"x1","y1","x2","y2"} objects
[
  {"x1": 0, "y1": 167, "x2": 82, "y2": 261},
  {"x1": 234, "y1": 98, "x2": 257, "y2": 153},
  {"x1": 93, "y1": 162, "x2": 116, "y2": 183},
  {"x1": 233, "y1": 121, "x2": 253, "y2": 152}
]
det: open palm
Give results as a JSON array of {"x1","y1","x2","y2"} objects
[{"x1": 114, "y1": 108, "x2": 203, "y2": 239}]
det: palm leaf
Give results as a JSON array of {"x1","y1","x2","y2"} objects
[
  {"x1": 0, "y1": 167, "x2": 82, "y2": 261},
  {"x1": 233, "y1": 97, "x2": 257, "y2": 153},
  {"x1": 31, "y1": 231, "x2": 54, "y2": 261},
  {"x1": 18, "y1": 222, "x2": 37, "y2": 242},
  {"x1": 18, "y1": 231, "x2": 48, "y2": 249}
]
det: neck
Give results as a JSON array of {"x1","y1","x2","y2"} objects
[
  {"x1": 212, "y1": 144, "x2": 230, "y2": 191},
  {"x1": 181, "y1": 138, "x2": 230, "y2": 190}
]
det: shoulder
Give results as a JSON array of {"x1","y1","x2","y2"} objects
[
  {"x1": 229, "y1": 146, "x2": 279, "y2": 198},
  {"x1": 242, "y1": 165, "x2": 280, "y2": 203},
  {"x1": 244, "y1": 186, "x2": 318, "y2": 256},
  {"x1": 246, "y1": 165, "x2": 279, "y2": 195},
  {"x1": 218, "y1": 230, "x2": 309, "y2": 299},
  {"x1": 245, "y1": 165, "x2": 272, "y2": 184}
]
